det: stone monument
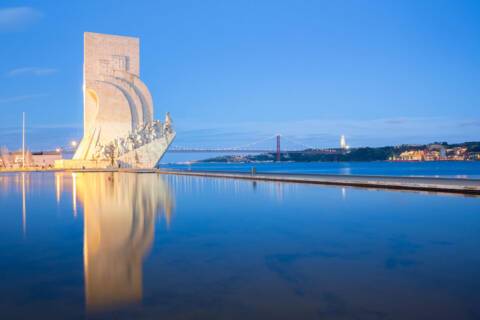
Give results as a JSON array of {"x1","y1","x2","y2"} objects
[{"x1": 57, "y1": 32, "x2": 175, "y2": 169}]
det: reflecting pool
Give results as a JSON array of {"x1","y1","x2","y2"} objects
[{"x1": 0, "y1": 172, "x2": 479, "y2": 319}]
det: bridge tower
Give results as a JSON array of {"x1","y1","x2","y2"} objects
[{"x1": 276, "y1": 135, "x2": 281, "y2": 161}]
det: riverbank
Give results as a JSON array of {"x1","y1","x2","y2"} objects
[
  {"x1": 0, "y1": 168, "x2": 60, "y2": 173},
  {"x1": 197, "y1": 141, "x2": 480, "y2": 163}
]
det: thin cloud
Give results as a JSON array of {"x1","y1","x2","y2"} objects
[
  {"x1": 458, "y1": 120, "x2": 480, "y2": 127},
  {"x1": 0, "y1": 7, "x2": 43, "y2": 31},
  {"x1": 31, "y1": 123, "x2": 83, "y2": 130},
  {"x1": 383, "y1": 117, "x2": 408, "y2": 125},
  {"x1": 172, "y1": 117, "x2": 480, "y2": 148},
  {"x1": 7, "y1": 67, "x2": 57, "y2": 77},
  {"x1": 0, "y1": 125, "x2": 82, "y2": 151},
  {"x1": 0, "y1": 94, "x2": 48, "y2": 104}
]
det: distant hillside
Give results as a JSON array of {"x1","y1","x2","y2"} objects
[{"x1": 200, "y1": 141, "x2": 480, "y2": 163}]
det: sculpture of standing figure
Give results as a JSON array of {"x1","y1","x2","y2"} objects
[{"x1": 165, "y1": 112, "x2": 172, "y2": 132}]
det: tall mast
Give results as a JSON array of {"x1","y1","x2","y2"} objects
[{"x1": 22, "y1": 112, "x2": 25, "y2": 168}]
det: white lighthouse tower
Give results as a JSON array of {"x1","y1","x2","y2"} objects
[{"x1": 340, "y1": 134, "x2": 348, "y2": 150}]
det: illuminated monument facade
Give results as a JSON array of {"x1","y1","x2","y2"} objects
[{"x1": 59, "y1": 32, "x2": 175, "y2": 169}]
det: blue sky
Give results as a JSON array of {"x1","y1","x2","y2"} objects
[{"x1": 0, "y1": 0, "x2": 479, "y2": 151}]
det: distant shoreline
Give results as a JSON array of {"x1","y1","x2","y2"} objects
[{"x1": 198, "y1": 141, "x2": 480, "y2": 163}]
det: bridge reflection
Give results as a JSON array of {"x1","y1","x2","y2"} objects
[{"x1": 72, "y1": 172, "x2": 174, "y2": 313}]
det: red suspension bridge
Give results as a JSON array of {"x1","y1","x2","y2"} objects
[{"x1": 169, "y1": 134, "x2": 340, "y2": 160}]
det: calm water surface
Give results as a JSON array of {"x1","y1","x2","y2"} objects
[
  {"x1": 160, "y1": 161, "x2": 480, "y2": 178},
  {"x1": 0, "y1": 172, "x2": 479, "y2": 319}
]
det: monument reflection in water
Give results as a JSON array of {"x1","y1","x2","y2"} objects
[
  {"x1": 68, "y1": 172, "x2": 173, "y2": 312},
  {"x1": 2, "y1": 171, "x2": 479, "y2": 319}
]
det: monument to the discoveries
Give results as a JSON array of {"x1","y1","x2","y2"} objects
[{"x1": 57, "y1": 32, "x2": 175, "y2": 169}]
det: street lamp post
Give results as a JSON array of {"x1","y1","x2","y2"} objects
[{"x1": 22, "y1": 112, "x2": 25, "y2": 168}]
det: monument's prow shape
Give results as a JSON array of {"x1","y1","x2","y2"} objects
[{"x1": 58, "y1": 32, "x2": 175, "y2": 169}]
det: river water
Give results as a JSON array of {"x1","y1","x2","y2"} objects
[
  {"x1": 0, "y1": 171, "x2": 479, "y2": 319},
  {"x1": 160, "y1": 160, "x2": 480, "y2": 178}
]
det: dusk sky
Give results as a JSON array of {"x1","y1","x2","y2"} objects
[{"x1": 1, "y1": 0, "x2": 479, "y2": 151}]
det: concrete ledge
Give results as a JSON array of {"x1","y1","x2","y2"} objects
[
  {"x1": 54, "y1": 159, "x2": 111, "y2": 169},
  {"x1": 2, "y1": 168, "x2": 480, "y2": 195},
  {"x1": 0, "y1": 168, "x2": 61, "y2": 173},
  {"x1": 156, "y1": 170, "x2": 480, "y2": 196}
]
